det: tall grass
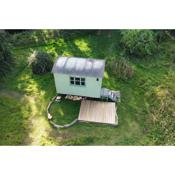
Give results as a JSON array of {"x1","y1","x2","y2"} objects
[{"x1": 106, "y1": 56, "x2": 134, "y2": 80}]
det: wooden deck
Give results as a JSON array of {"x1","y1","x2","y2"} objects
[{"x1": 78, "y1": 100, "x2": 118, "y2": 125}]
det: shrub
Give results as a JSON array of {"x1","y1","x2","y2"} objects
[
  {"x1": 121, "y1": 30, "x2": 157, "y2": 57},
  {"x1": 155, "y1": 30, "x2": 168, "y2": 42},
  {"x1": 168, "y1": 30, "x2": 175, "y2": 37},
  {"x1": 0, "y1": 32, "x2": 13, "y2": 78},
  {"x1": 106, "y1": 56, "x2": 134, "y2": 80},
  {"x1": 28, "y1": 51, "x2": 53, "y2": 75}
]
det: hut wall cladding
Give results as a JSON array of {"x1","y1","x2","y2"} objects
[{"x1": 53, "y1": 73, "x2": 102, "y2": 98}]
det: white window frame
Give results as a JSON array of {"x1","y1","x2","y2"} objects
[{"x1": 70, "y1": 76, "x2": 86, "y2": 86}]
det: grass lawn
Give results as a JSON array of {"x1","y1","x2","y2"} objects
[
  {"x1": 0, "y1": 30, "x2": 175, "y2": 145},
  {"x1": 50, "y1": 99, "x2": 80, "y2": 125}
]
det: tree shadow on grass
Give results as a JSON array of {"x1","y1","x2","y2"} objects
[
  {"x1": 52, "y1": 37, "x2": 92, "y2": 58},
  {"x1": 82, "y1": 30, "x2": 122, "y2": 58},
  {"x1": 20, "y1": 73, "x2": 60, "y2": 145}
]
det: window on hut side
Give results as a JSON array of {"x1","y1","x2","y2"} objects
[
  {"x1": 81, "y1": 78, "x2": 85, "y2": 86},
  {"x1": 70, "y1": 77, "x2": 75, "y2": 85},
  {"x1": 75, "y1": 77, "x2": 80, "y2": 85},
  {"x1": 70, "y1": 76, "x2": 86, "y2": 86}
]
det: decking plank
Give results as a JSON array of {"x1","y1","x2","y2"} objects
[{"x1": 78, "y1": 100, "x2": 118, "y2": 125}]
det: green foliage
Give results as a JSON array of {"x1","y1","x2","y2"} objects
[
  {"x1": 168, "y1": 30, "x2": 175, "y2": 37},
  {"x1": 155, "y1": 30, "x2": 168, "y2": 42},
  {"x1": 0, "y1": 33, "x2": 13, "y2": 78},
  {"x1": 106, "y1": 56, "x2": 134, "y2": 80},
  {"x1": 9, "y1": 30, "x2": 98, "y2": 48},
  {"x1": 10, "y1": 30, "x2": 61, "y2": 47},
  {"x1": 121, "y1": 30, "x2": 157, "y2": 57},
  {"x1": 60, "y1": 30, "x2": 99, "y2": 39},
  {"x1": 171, "y1": 51, "x2": 175, "y2": 63},
  {"x1": 1, "y1": 30, "x2": 175, "y2": 146},
  {"x1": 28, "y1": 51, "x2": 53, "y2": 75}
]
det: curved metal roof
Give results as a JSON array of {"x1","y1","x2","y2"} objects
[{"x1": 52, "y1": 56, "x2": 105, "y2": 78}]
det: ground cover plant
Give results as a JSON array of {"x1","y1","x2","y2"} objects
[{"x1": 0, "y1": 30, "x2": 175, "y2": 145}]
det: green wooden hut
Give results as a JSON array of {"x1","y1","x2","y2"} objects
[{"x1": 52, "y1": 56, "x2": 105, "y2": 98}]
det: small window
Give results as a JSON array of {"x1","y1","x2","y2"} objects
[
  {"x1": 81, "y1": 78, "x2": 85, "y2": 86},
  {"x1": 81, "y1": 82, "x2": 85, "y2": 86},
  {"x1": 70, "y1": 76, "x2": 85, "y2": 86},
  {"x1": 75, "y1": 80, "x2": 80, "y2": 85},
  {"x1": 75, "y1": 81, "x2": 80, "y2": 85},
  {"x1": 81, "y1": 78, "x2": 85, "y2": 82},
  {"x1": 70, "y1": 77, "x2": 75, "y2": 85},
  {"x1": 96, "y1": 78, "x2": 99, "y2": 81},
  {"x1": 70, "y1": 80, "x2": 74, "y2": 85},
  {"x1": 75, "y1": 77, "x2": 80, "y2": 81},
  {"x1": 75, "y1": 77, "x2": 80, "y2": 85}
]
